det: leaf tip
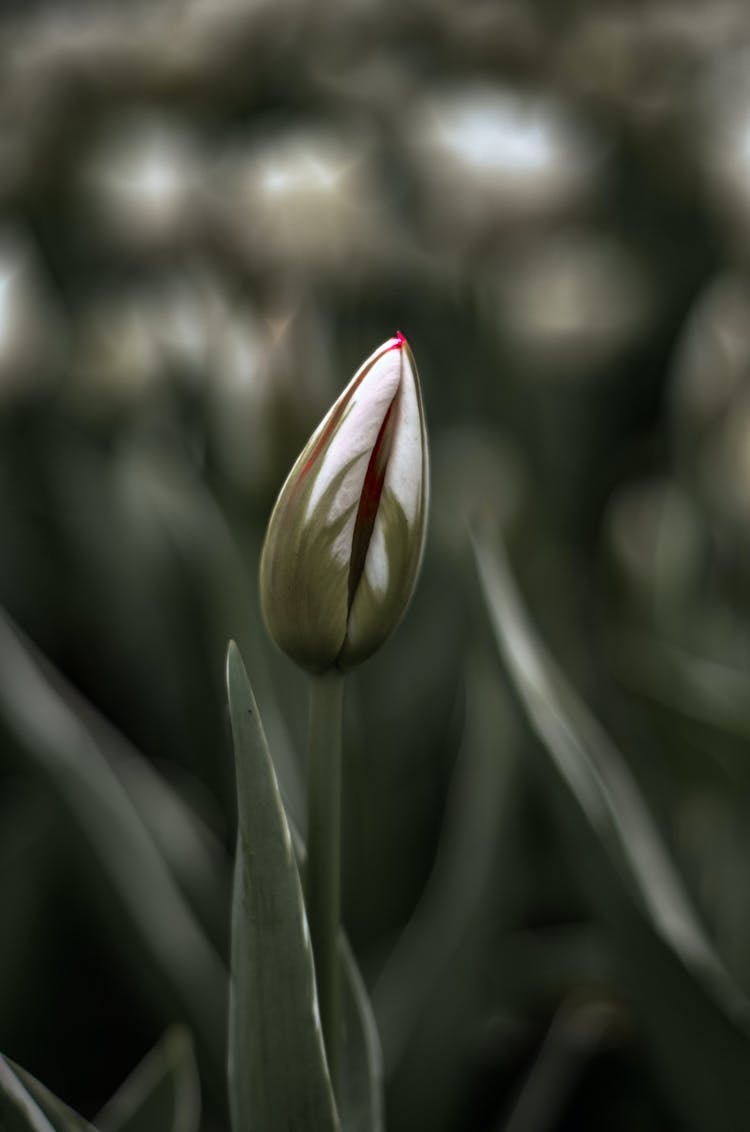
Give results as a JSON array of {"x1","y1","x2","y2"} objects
[{"x1": 225, "y1": 639, "x2": 243, "y2": 689}]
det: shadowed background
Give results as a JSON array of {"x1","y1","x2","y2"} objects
[{"x1": 2, "y1": 2, "x2": 750, "y2": 1129}]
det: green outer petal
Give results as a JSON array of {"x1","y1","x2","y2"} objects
[
  {"x1": 340, "y1": 343, "x2": 429, "y2": 669},
  {"x1": 339, "y1": 488, "x2": 425, "y2": 669},
  {"x1": 261, "y1": 451, "x2": 359, "y2": 673}
]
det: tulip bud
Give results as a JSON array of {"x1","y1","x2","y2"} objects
[{"x1": 260, "y1": 333, "x2": 428, "y2": 672}]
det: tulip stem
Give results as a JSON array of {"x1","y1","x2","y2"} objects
[{"x1": 305, "y1": 668, "x2": 344, "y2": 1096}]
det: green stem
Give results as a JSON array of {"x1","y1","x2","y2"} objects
[{"x1": 305, "y1": 669, "x2": 344, "y2": 1095}]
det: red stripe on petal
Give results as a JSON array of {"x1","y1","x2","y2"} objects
[
  {"x1": 293, "y1": 340, "x2": 398, "y2": 491},
  {"x1": 348, "y1": 388, "x2": 398, "y2": 604},
  {"x1": 296, "y1": 399, "x2": 348, "y2": 485}
]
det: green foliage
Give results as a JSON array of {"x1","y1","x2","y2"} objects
[
  {"x1": 0, "y1": 1056, "x2": 94, "y2": 1131},
  {"x1": 474, "y1": 531, "x2": 750, "y2": 1130},
  {"x1": 226, "y1": 642, "x2": 339, "y2": 1132},
  {"x1": 226, "y1": 643, "x2": 386, "y2": 1132},
  {"x1": 0, "y1": 612, "x2": 227, "y2": 1090},
  {"x1": 339, "y1": 939, "x2": 384, "y2": 1132},
  {"x1": 95, "y1": 1028, "x2": 200, "y2": 1132},
  {"x1": 2, "y1": 4, "x2": 750, "y2": 1129},
  {"x1": 0, "y1": 1031, "x2": 200, "y2": 1132}
]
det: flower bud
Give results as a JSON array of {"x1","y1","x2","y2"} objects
[{"x1": 260, "y1": 333, "x2": 428, "y2": 672}]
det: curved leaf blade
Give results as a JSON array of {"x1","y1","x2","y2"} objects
[
  {"x1": 0, "y1": 1056, "x2": 93, "y2": 1132},
  {"x1": 0, "y1": 611, "x2": 227, "y2": 1083},
  {"x1": 473, "y1": 531, "x2": 750, "y2": 1132},
  {"x1": 473, "y1": 533, "x2": 747, "y2": 1013},
  {"x1": 340, "y1": 937, "x2": 384, "y2": 1132},
  {"x1": 95, "y1": 1027, "x2": 199, "y2": 1132},
  {"x1": 289, "y1": 825, "x2": 384, "y2": 1131},
  {"x1": 226, "y1": 642, "x2": 339, "y2": 1132}
]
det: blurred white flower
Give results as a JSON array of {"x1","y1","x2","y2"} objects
[
  {"x1": 696, "y1": 51, "x2": 750, "y2": 247},
  {"x1": 404, "y1": 85, "x2": 605, "y2": 245},
  {"x1": 216, "y1": 126, "x2": 384, "y2": 275},
  {"x1": 487, "y1": 229, "x2": 651, "y2": 378},
  {"x1": 79, "y1": 115, "x2": 204, "y2": 254},
  {"x1": 181, "y1": 0, "x2": 302, "y2": 61}
]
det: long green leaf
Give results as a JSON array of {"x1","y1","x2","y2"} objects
[
  {"x1": 226, "y1": 641, "x2": 339, "y2": 1132},
  {"x1": 0, "y1": 611, "x2": 227, "y2": 1082},
  {"x1": 289, "y1": 820, "x2": 384, "y2": 1131},
  {"x1": 281, "y1": 794, "x2": 385, "y2": 1131},
  {"x1": 22, "y1": 644, "x2": 230, "y2": 951},
  {"x1": 340, "y1": 938, "x2": 384, "y2": 1132},
  {"x1": 0, "y1": 1055, "x2": 93, "y2": 1132},
  {"x1": 279, "y1": 847, "x2": 383, "y2": 1132},
  {"x1": 95, "y1": 1027, "x2": 199, "y2": 1132},
  {"x1": 474, "y1": 531, "x2": 750, "y2": 1131}
]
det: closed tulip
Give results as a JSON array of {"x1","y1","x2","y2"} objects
[{"x1": 260, "y1": 332, "x2": 428, "y2": 672}]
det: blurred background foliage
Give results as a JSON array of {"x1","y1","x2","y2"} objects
[{"x1": 2, "y1": 0, "x2": 750, "y2": 1128}]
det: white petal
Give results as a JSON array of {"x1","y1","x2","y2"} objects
[
  {"x1": 305, "y1": 338, "x2": 402, "y2": 523},
  {"x1": 381, "y1": 349, "x2": 424, "y2": 524},
  {"x1": 363, "y1": 518, "x2": 389, "y2": 595},
  {"x1": 328, "y1": 449, "x2": 368, "y2": 564}
]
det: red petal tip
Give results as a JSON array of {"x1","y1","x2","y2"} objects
[{"x1": 387, "y1": 330, "x2": 406, "y2": 351}]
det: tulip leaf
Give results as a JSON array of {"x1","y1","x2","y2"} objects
[
  {"x1": 0, "y1": 610, "x2": 227, "y2": 1087},
  {"x1": 0, "y1": 1055, "x2": 94, "y2": 1132},
  {"x1": 280, "y1": 845, "x2": 383, "y2": 1132},
  {"x1": 474, "y1": 531, "x2": 750, "y2": 1132},
  {"x1": 96, "y1": 741, "x2": 230, "y2": 952},
  {"x1": 340, "y1": 937, "x2": 384, "y2": 1132},
  {"x1": 288, "y1": 814, "x2": 384, "y2": 1131},
  {"x1": 95, "y1": 1026, "x2": 199, "y2": 1132},
  {"x1": 226, "y1": 641, "x2": 339, "y2": 1132},
  {"x1": 253, "y1": 689, "x2": 384, "y2": 1131}
]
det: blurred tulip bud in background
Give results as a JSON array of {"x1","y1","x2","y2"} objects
[
  {"x1": 260, "y1": 333, "x2": 428, "y2": 672},
  {"x1": 0, "y1": 228, "x2": 66, "y2": 403},
  {"x1": 697, "y1": 51, "x2": 750, "y2": 250},
  {"x1": 404, "y1": 84, "x2": 605, "y2": 252},
  {"x1": 669, "y1": 272, "x2": 750, "y2": 526},
  {"x1": 487, "y1": 229, "x2": 652, "y2": 380},
  {"x1": 78, "y1": 113, "x2": 204, "y2": 257},
  {"x1": 432, "y1": 426, "x2": 526, "y2": 557},
  {"x1": 209, "y1": 296, "x2": 334, "y2": 501},
  {"x1": 217, "y1": 126, "x2": 384, "y2": 279},
  {"x1": 604, "y1": 476, "x2": 703, "y2": 617},
  {"x1": 69, "y1": 271, "x2": 222, "y2": 416}
]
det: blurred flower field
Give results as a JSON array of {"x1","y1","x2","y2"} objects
[{"x1": 3, "y1": 1, "x2": 750, "y2": 1129}]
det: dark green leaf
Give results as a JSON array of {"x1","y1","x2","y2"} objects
[
  {"x1": 226, "y1": 641, "x2": 339, "y2": 1132},
  {"x1": 0, "y1": 1055, "x2": 94, "y2": 1132},
  {"x1": 289, "y1": 816, "x2": 384, "y2": 1131},
  {"x1": 0, "y1": 611, "x2": 227, "y2": 1082},
  {"x1": 95, "y1": 1027, "x2": 199, "y2": 1132},
  {"x1": 340, "y1": 938, "x2": 384, "y2": 1132},
  {"x1": 474, "y1": 531, "x2": 750, "y2": 1132}
]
